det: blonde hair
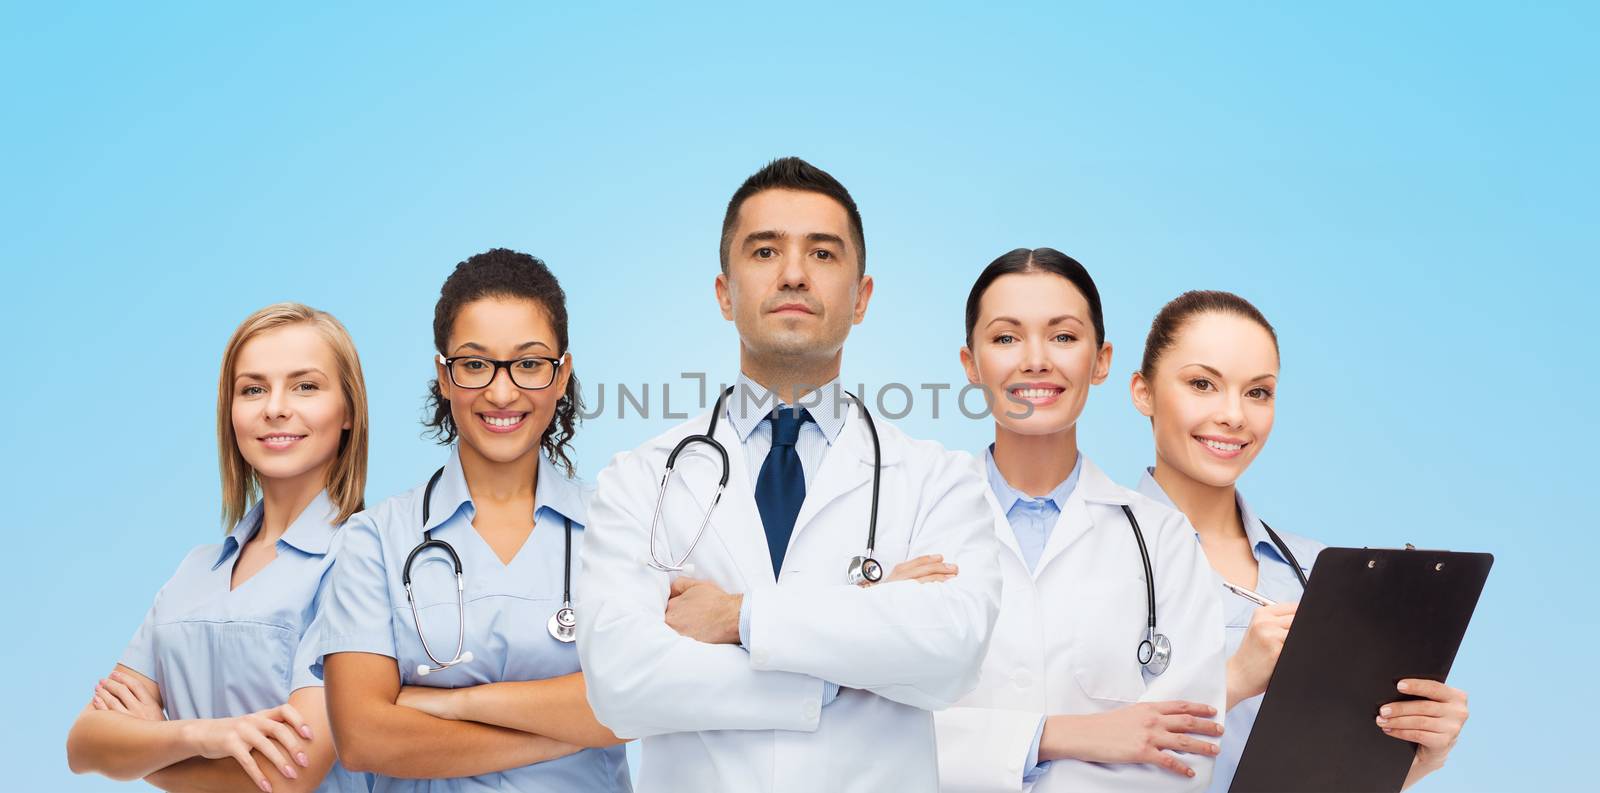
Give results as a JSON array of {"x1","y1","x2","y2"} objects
[{"x1": 217, "y1": 303, "x2": 369, "y2": 528}]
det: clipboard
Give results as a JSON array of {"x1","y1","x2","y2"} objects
[{"x1": 1230, "y1": 547, "x2": 1493, "y2": 793}]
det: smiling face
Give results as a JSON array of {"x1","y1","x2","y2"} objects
[
  {"x1": 715, "y1": 189, "x2": 873, "y2": 369},
  {"x1": 1132, "y1": 311, "x2": 1279, "y2": 488},
  {"x1": 961, "y1": 271, "x2": 1112, "y2": 436},
  {"x1": 230, "y1": 323, "x2": 350, "y2": 485},
  {"x1": 436, "y1": 296, "x2": 571, "y2": 466}
]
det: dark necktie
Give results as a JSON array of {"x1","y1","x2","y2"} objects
[{"x1": 755, "y1": 406, "x2": 812, "y2": 577}]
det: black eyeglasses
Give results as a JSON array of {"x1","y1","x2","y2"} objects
[{"x1": 436, "y1": 354, "x2": 564, "y2": 390}]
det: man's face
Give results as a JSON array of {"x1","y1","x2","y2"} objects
[{"x1": 716, "y1": 189, "x2": 873, "y2": 364}]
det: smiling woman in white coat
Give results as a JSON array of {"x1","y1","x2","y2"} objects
[
  {"x1": 931, "y1": 248, "x2": 1226, "y2": 793},
  {"x1": 1129, "y1": 290, "x2": 1470, "y2": 792},
  {"x1": 577, "y1": 157, "x2": 1003, "y2": 792}
]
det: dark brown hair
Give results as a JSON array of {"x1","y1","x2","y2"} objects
[
  {"x1": 719, "y1": 157, "x2": 866, "y2": 275},
  {"x1": 424, "y1": 248, "x2": 583, "y2": 476},
  {"x1": 1139, "y1": 290, "x2": 1279, "y2": 379},
  {"x1": 964, "y1": 248, "x2": 1105, "y2": 347}
]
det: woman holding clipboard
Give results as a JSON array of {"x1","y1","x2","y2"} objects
[{"x1": 1128, "y1": 290, "x2": 1470, "y2": 791}]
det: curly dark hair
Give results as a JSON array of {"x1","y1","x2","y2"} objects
[{"x1": 424, "y1": 248, "x2": 584, "y2": 476}]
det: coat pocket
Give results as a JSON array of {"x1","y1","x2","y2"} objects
[{"x1": 1064, "y1": 576, "x2": 1151, "y2": 704}]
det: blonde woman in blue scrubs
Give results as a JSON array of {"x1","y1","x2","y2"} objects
[
  {"x1": 67, "y1": 302, "x2": 371, "y2": 793},
  {"x1": 1129, "y1": 290, "x2": 1471, "y2": 791},
  {"x1": 318, "y1": 249, "x2": 629, "y2": 792}
]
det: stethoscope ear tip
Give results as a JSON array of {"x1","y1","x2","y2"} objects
[
  {"x1": 416, "y1": 664, "x2": 432, "y2": 677},
  {"x1": 458, "y1": 650, "x2": 474, "y2": 664}
]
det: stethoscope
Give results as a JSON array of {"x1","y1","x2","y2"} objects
[
  {"x1": 646, "y1": 385, "x2": 885, "y2": 585},
  {"x1": 1120, "y1": 505, "x2": 1172, "y2": 677},
  {"x1": 1125, "y1": 508, "x2": 1310, "y2": 678},
  {"x1": 1262, "y1": 521, "x2": 1310, "y2": 589},
  {"x1": 403, "y1": 466, "x2": 577, "y2": 678}
]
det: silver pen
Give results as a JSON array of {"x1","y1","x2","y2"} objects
[{"x1": 1222, "y1": 580, "x2": 1277, "y2": 607}]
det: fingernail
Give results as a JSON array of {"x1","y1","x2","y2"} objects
[
  {"x1": 1187, "y1": 769, "x2": 1195, "y2": 777},
  {"x1": 1397, "y1": 681, "x2": 1410, "y2": 691},
  {"x1": 258, "y1": 779, "x2": 271, "y2": 792},
  {"x1": 297, "y1": 752, "x2": 309, "y2": 766},
  {"x1": 283, "y1": 765, "x2": 298, "y2": 779},
  {"x1": 932, "y1": 554, "x2": 942, "y2": 561},
  {"x1": 1376, "y1": 716, "x2": 1388, "y2": 725},
  {"x1": 300, "y1": 725, "x2": 313, "y2": 739},
  {"x1": 1382, "y1": 727, "x2": 1393, "y2": 734},
  {"x1": 1380, "y1": 706, "x2": 1392, "y2": 716}
]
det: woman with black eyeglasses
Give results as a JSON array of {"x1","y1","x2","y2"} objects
[{"x1": 317, "y1": 249, "x2": 631, "y2": 793}]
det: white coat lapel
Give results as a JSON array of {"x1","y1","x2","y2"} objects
[
  {"x1": 970, "y1": 454, "x2": 1027, "y2": 565},
  {"x1": 788, "y1": 408, "x2": 876, "y2": 555},
  {"x1": 1033, "y1": 456, "x2": 1129, "y2": 577}
]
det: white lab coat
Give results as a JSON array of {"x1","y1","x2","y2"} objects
[
  {"x1": 934, "y1": 455, "x2": 1226, "y2": 793},
  {"x1": 577, "y1": 403, "x2": 1003, "y2": 793}
]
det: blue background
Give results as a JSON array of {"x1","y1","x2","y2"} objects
[{"x1": 5, "y1": 2, "x2": 1593, "y2": 789}]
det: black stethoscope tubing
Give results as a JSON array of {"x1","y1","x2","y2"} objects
[
  {"x1": 1119, "y1": 505, "x2": 1171, "y2": 676},
  {"x1": 1261, "y1": 520, "x2": 1310, "y2": 589},
  {"x1": 853, "y1": 389, "x2": 883, "y2": 583},
  {"x1": 403, "y1": 467, "x2": 469, "y2": 675}
]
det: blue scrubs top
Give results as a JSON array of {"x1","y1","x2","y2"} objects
[
  {"x1": 1136, "y1": 469, "x2": 1325, "y2": 793},
  {"x1": 120, "y1": 490, "x2": 370, "y2": 793},
  {"x1": 315, "y1": 448, "x2": 630, "y2": 793}
]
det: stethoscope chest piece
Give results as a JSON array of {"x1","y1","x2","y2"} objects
[
  {"x1": 548, "y1": 514, "x2": 578, "y2": 643},
  {"x1": 1139, "y1": 631, "x2": 1172, "y2": 676},
  {"x1": 847, "y1": 554, "x2": 883, "y2": 585},
  {"x1": 548, "y1": 605, "x2": 577, "y2": 643}
]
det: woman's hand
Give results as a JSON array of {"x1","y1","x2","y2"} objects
[
  {"x1": 397, "y1": 686, "x2": 463, "y2": 721},
  {"x1": 873, "y1": 554, "x2": 958, "y2": 586},
  {"x1": 1380, "y1": 679, "x2": 1468, "y2": 787},
  {"x1": 92, "y1": 669, "x2": 164, "y2": 721},
  {"x1": 181, "y1": 705, "x2": 315, "y2": 792},
  {"x1": 1040, "y1": 701, "x2": 1222, "y2": 778},
  {"x1": 1226, "y1": 601, "x2": 1297, "y2": 709}
]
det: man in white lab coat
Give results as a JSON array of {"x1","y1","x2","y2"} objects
[{"x1": 577, "y1": 156, "x2": 1003, "y2": 792}]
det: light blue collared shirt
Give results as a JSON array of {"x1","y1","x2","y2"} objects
[
  {"x1": 982, "y1": 447, "x2": 1084, "y2": 784},
  {"x1": 120, "y1": 491, "x2": 369, "y2": 793},
  {"x1": 983, "y1": 445, "x2": 1083, "y2": 573},
  {"x1": 1135, "y1": 468, "x2": 1325, "y2": 793},
  {"x1": 315, "y1": 448, "x2": 630, "y2": 793}
]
